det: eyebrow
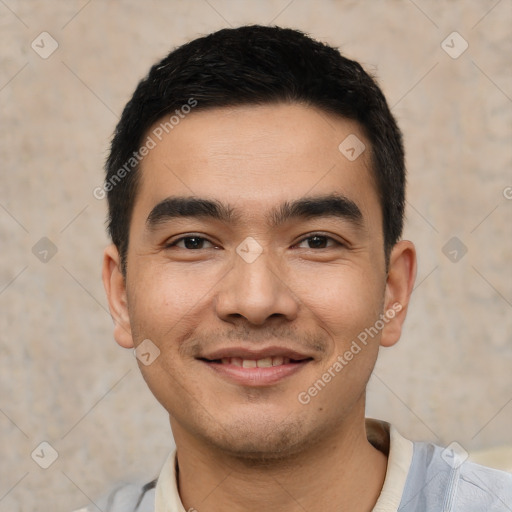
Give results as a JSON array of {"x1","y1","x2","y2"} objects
[{"x1": 145, "y1": 194, "x2": 363, "y2": 231}]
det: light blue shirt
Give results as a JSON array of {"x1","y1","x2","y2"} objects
[{"x1": 399, "y1": 441, "x2": 512, "y2": 511}]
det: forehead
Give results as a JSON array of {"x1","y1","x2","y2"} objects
[{"x1": 133, "y1": 103, "x2": 380, "y2": 230}]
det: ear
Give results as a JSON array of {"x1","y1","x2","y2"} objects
[
  {"x1": 380, "y1": 240, "x2": 417, "y2": 348},
  {"x1": 102, "y1": 244, "x2": 134, "y2": 349}
]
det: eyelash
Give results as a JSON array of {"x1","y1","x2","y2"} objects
[{"x1": 165, "y1": 233, "x2": 343, "y2": 250}]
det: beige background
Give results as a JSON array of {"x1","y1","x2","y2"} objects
[{"x1": 0, "y1": 0, "x2": 511, "y2": 510}]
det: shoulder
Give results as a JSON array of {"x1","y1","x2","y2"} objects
[
  {"x1": 399, "y1": 440, "x2": 512, "y2": 511},
  {"x1": 72, "y1": 479, "x2": 156, "y2": 512}
]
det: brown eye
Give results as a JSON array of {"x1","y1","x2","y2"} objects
[
  {"x1": 297, "y1": 235, "x2": 339, "y2": 249},
  {"x1": 168, "y1": 236, "x2": 214, "y2": 249}
]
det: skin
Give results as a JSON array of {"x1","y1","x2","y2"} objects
[{"x1": 103, "y1": 103, "x2": 416, "y2": 511}]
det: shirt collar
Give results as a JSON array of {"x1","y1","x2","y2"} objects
[{"x1": 369, "y1": 419, "x2": 414, "y2": 511}]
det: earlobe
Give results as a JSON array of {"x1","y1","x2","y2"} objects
[
  {"x1": 380, "y1": 240, "x2": 417, "y2": 348},
  {"x1": 102, "y1": 244, "x2": 134, "y2": 349}
]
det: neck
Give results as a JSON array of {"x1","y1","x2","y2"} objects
[{"x1": 171, "y1": 409, "x2": 388, "y2": 512}]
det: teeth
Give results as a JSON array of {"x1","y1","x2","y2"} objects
[
  {"x1": 256, "y1": 357, "x2": 273, "y2": 368},
  {"x1": 217, "y1": 356, "x2": 296, "y2": 367}
]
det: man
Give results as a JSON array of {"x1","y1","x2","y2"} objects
[{"x1": 89, "y1": 25, "x2": 511, "y2": 511}]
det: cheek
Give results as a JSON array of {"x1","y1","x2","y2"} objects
[
  {"x1": 127, "y1": 263, "x2": 217, "y2": 340},
  {"x1": 137, "y1": 360, "x2": 197, "y2": 419},
  {"x1": 126, "y1": 264, "x2": 218, "y2": 404},
  {"x1": 128, "y1": 268, "x2": 210, "y2": 411},
  {"x1": 289, "y1": 263, "x2": 384, "y2": 339}
]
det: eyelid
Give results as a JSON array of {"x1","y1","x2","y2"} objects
[
  {"x1": 163, "y1": 232, "x2": 345, "y2": 250},
  {"x1": 164, "y1": 234, "x2": 218, "y2": 249},
  {"x1": 294, "y1": 232, "x2": 345, "y2": 248}
]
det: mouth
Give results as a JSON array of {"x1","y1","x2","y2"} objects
[{"x1": 197, "y1": 350, "x2": 314, "y2": 387}]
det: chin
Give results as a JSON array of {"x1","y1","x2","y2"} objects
[{"x1": 199, "y1": 413, "x2": 322, "y2": 465}]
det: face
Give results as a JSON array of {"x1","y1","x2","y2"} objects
[{"x1": 103, "y1": 103, "x2": 415, "y2": 460}]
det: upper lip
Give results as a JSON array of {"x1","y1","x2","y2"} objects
[{"x1": 199, "y1": 346, "x2": 313, "y2": 361}]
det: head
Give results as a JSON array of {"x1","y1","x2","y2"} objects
[{"x1": 102, "y1": 25, "x2": 416, "y2": 461}]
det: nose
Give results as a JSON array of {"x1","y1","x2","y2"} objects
[{"x1": 214, "y1": 247, "x2": 299, "y2": 326}]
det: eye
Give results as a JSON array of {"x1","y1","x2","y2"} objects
[
  {"x1": 166, "y1": 236, "x2": 216, "y2": 250},
  {"x1": 295, "y1": 234, "x2": 341, "y2": 249}
]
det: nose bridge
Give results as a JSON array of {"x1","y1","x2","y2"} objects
[
  {"x1": 215, "y1": 243, "x2": 298, "y2": 324},
  {"x1": 239, "y1": 250, "x2": 279, "y2": 295}
]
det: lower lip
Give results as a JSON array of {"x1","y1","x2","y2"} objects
[{"x1": 201, "y1": 360, "x2": 311, "y2": 386}]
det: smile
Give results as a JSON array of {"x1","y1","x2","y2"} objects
[
  {"x1": 216, "y1": 356, "x2": 296, "y2": 367},
  {"x1": 199, "y1": 354, "x2": 313, "y2": 386}
]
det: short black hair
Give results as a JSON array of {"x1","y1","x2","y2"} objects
[{"x1": 105, "y1": 24, "x2": 405, "y2": 275}]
